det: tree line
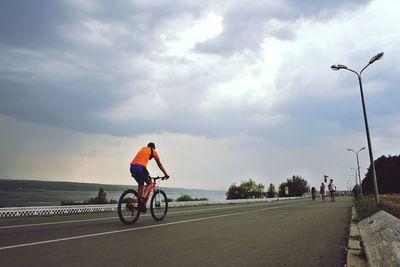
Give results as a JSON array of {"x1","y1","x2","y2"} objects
[
  {"x1": 61, "y1": 187, "x2": 117, "y2": 205},
  {"x1": 226, "y1": 175, "x2": 310, "y2": 200},
  {"x1": 361, "y1": 154, "x2": 400, "y2": 194},
  {"x1": 226, "y1": 153, "x2": 400, "y2": 200}
]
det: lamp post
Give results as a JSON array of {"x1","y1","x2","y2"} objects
[
  {"x1": 347, "y1": 147, "x2": 365, "y2": 197},
  {"x1": 350, "y1": 167, "x2": 358, "y2": 190},
  {"x1": 345, "y1": 180, "x2": 349, "y2": 194},
  {"x1": 331, "y1": 52, "x2": 383, "y2": 204}
]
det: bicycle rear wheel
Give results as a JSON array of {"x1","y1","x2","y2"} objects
[
  {"x1": 118, "y1": 189, "x2": 140, "y2": 225},
  {"x1": 150, "y1": 190, "x2": 168, "y2": 221}
]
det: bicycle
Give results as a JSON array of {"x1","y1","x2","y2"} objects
[{"x1": 117, "y1": 176, "x2": 169, "y2": 225}]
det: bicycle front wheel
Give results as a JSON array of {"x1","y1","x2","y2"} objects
[
  {"x1": 118, "y1": 189, "x2": 140, "y2": 225},
  {"x1": 150, "y1": 190, "x2": 168, "y2": 221}
]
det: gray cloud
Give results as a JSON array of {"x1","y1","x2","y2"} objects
[
  {"x1": 0, "y1": 0, "x2": 396, "y2": 143},
  {"x1": 195, "y1": 0, "x2": 372, "y2": 55}
]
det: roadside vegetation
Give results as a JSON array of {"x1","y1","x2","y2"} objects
[
  {"x1": 354, "y1": 154, "x2": 400, "y2": 222},
  {"x1": 226, "y1": 176, "x2": 310, "y2": 200},
  {"x1": 175, "y1": 194, "x2": 208, "y2": 202},
  {"x1": 354, "y1": 194, "x2": 400, "y2": 222},
  {"x1": 61, "y1": 187, "x2": 117, "y2": 205}
]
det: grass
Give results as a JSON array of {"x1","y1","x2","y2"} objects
[{"x1": 354, "y1": 194, "x2": 400, "y2": 222}]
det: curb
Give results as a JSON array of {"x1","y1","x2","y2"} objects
[{"x1": 346, "y1": 204, "x2": 368, "y2": 267}]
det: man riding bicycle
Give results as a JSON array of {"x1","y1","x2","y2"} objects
[{"x1": 130, "y1": 142, "x2": 169, "y2": 212}]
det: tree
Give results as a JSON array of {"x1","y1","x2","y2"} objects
[
  {"x1": 89, "y1": 187, "x2": 108, "y2": 204},
  {"x1": 226, "y1": 183, "x2": 243, "y2": 199},
  {"x1": 362, "y1": 155, "x2": 400, "y2": 194},
  {"x1": 267, "y1": 183, "x2": 276, "y2": 198},
  {"x1": 278, "y1": 182, "x2": 289, "y2": 197},
  {"x1": 226, "y1": 179, "x2": 265, "y2": 199},
  {"x1": 278, "y1": 175, "x2": 310, "y2": 197}
]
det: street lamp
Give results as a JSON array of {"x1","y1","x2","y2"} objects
[
  {"x1": 331, "y1": 52, "x2": 383, "y2": 203},
  {"x1": 350, "y1": 167, "x2": 358, "y2": 190},
  {"x1": 347, "y1": 147, "x2": 366, "y2": 197}
]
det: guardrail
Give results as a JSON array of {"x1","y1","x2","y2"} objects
[
  {"x1": 0, "y1": 197, "x2": 302, "y2": 217},
  {"x1": 0, "y1": 205, "x2": 118, "y2": 217}
]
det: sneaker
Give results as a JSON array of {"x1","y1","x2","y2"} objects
[
  {"x1": 141, "y1": 206, "x2": 147, "y2": 213},
  {"x1": 138, "y1": 201, "x2": 147, "y2": 213}
]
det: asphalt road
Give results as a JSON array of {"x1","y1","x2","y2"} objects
[{"x1": 0, "y1": 197, "x2": 352, "y2": 267}]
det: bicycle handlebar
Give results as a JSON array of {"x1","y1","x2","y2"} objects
[{"x1": 150, "y1": 176, "x2": 169, "y2": 181}]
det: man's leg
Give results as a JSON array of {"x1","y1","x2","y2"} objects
[
  {"x1": 137, "y1": 184, "x2": 144, "y2": 199},
  {"x1": 141, "y1": 168, "x2": 152, "y2": 201},
  {"x1": 143, "y1": 185, "x2": 152, "y2": 200},
  {"x1": 131, "y1": 166, "x2": 147, "y2": 212}
]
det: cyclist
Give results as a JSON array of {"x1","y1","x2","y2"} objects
[
  {"x1": 328, "y1": 179, "x2": 336, "y2": 202},
  {"x1": 130, "y1": 142, "x2": 169, "y2": 212}
]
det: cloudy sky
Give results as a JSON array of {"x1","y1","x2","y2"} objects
[{"x1": 1, "y1": 0, "x2": 399, "y2": 191}]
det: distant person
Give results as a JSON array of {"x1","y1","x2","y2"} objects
[
  {"x1": 130, "y1": 142, "x2": 169, "y2": 212},
  {"x1": 320, "y1": 182, "x2": 326, "y2": 202},
  {"x1": 328, "y1": 179, "x2": 336, "y2": 202},
  {"x1": 311, "y1": 187, "x2": 317, "y2": 200}
]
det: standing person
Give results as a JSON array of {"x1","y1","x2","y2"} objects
[
  {"x1": 328, "y1": 179, "x2": 336, "y2": 202},
  {"x1": 320, "y1": 182, "x2": 326, "y2": 202},
  {"x1": 130, "y1": 142, "x2": 169, "y2": 212},
  {"x1": 311, "y1": 186, "x2": 317, "y2": 200}
]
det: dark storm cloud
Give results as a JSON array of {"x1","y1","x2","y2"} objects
[
  {"x1": 0, "y1": 0, "x2": 394, "y2": 142},
  {"x1": 0, "y1": 1, "x2": 69, "y2": 48}
]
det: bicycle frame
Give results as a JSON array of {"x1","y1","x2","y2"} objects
[{"x1": 144, "y1": 176, "x2": 166, "y2": 205}]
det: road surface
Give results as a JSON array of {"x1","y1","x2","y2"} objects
[{"x1": 0, "y1": 197, "x2": 352, "y2": 266}]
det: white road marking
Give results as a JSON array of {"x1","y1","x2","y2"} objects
[
  {"x1": 0, "y1": 203, "x2": 274, "y2": 230},
  {"x1": 0, "y1": 202, "x2": 304, "y2": 251}
]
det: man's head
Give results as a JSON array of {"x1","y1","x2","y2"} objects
[
  {"x1": 147, "y1": 142, "x2": 156, "y2": 149},
  {"x1": 330, "y1": 179, "x2": 333, "y2": 182}
]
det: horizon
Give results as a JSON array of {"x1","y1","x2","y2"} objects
[
  {"x1": 0, "y1": 176, "x2": 355, "y2": 192},
  {"x1": 0, "y1": 177, "x2": 226, "y2": 192}
]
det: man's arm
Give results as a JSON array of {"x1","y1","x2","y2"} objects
[{"x1": 155, "y1": 158, "x2": 169, "y2": 178}]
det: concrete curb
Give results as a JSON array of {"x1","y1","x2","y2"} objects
[
  {"x1": 346, "y1": 204, "x2": 369, "y2": 267},
  {"x1": 358, "y1": 211, "x2": 400, "y2": 267}
]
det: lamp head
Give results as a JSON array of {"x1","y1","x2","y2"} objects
[
  {"x1": 331, "y1": 64, "x2": 348, "y2": 70},
  {"x1": 331, "y1": 65, "x2": 339, "y2": 71},
  {"x1": 369, "y1": 52, "x2": 384, "y2": 64}
]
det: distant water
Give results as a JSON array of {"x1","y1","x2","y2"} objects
[{"x1": 0, "y1": 188, "x2": 227, "y2": 207}]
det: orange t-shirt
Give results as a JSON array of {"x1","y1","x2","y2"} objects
[{"x1": 130, "y1": 147, "x2": 159, "y2": 167}]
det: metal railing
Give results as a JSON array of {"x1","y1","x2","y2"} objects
[{"x1": 0, "y1": 204, "x2": 118, "y2": 217}]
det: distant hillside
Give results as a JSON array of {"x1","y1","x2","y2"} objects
[
  {"x1": 0, "y1": 178, "x2": 189, "y2": 192},
  {"x1": 0, "y1": 179, "x2": 133, "y2": 192}
]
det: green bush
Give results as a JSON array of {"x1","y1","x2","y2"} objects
[
  {"x1": 278, "y1": 175, "x2": 310, "y2": 197},
  {"x1": 226, "y1": 179, "x2": 265, "y2": 200},
  {"x1": 60, "y1": 187, "x2": 112, "y2": 205},
  {"x1": 354, "y1": 194, "x2": 400, "y2": 222},
  {"x1": 175, "y1": 194, "x2": 208, "y2": 202}
]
